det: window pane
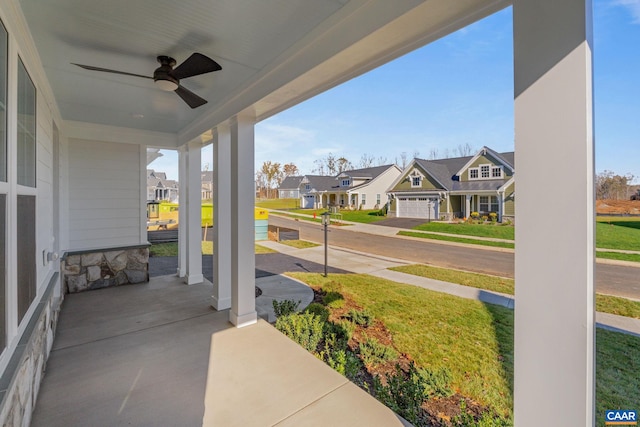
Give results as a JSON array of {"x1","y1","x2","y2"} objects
[
  {"x1": 18, "y1": 58, "x2": 36, "y2": 188},
  {"x1": 17, "y1": 195, "x2": 36, "y2": 323},
  {"x1": 0, "y1": 20, "x2": 6, "y2": 182}
]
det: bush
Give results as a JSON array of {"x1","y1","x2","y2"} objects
[
  {"x1": 326, "y1": 349, "x2": 361, "y2": 380},
  {"x1": 305, "y1": 302, "x2": 330, "y2": 321},
  {"x1": 323, "y1": 291, "x2": 345, "y2": 308},
  {"x1": 359, "y1": 337, "x2": 399, "y2": 366},
  {"x1": 489, "y1": 212, "x2": 498, "y2": 223},
  {"x1": 275, "y1": 313, "x2": 324, "y2": 352},
  {"x1": 323, "y1": 320, "x2": 353, "y2": 349},
  {"x1": 372, "y1": 362, "x2": 455, "y2": 426},
  {"x1": 347, "y1": 308, "x2": 374, "y2": 327},
  {"x1": 450, "y1": 400, "x2": 513, "y2": 427},
  {"x1": 372, "y1": 362, "x2": 426, "y2": 426},
  {"x1": 272, "y1": 299, "x2": 300, "y2": 317}
]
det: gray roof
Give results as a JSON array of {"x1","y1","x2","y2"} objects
[
  {"x1": 279, "y1": 176, "x2": 304, "y2": 190},
  {"x1": 338, "y1": 165, "x2": 394, "y2": 180},
  {"x1": 411, "y1": 150, "x2": 514, "y2": 191},
  {"x1": 303, "y1": 175, "x2": 341, "y2": 192}
]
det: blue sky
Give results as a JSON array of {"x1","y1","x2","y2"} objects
[{"x1": 150, "y1": 1, "x2": 640, "y2": 182}]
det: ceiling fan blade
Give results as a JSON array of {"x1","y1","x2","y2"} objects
[
  {"x1": 72, "y1": 63, "x2": 152, "y2": 80},
  {"x1": 175, "y1": 85, "x2": 208, "y2": 109},
  {"x1": 171, "y1": 53, "x2": 221, "y2": 80}
]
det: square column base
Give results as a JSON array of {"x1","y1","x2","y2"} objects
[
  {"x1": 184, "y1": 273, "x2": 204, "y2": 285},
  {"x1": 211, "y1": 296, "x2": 231, "y2": 311},
  {"x1": 229, "y1": 310, "x2": 257, "y2": 328}
]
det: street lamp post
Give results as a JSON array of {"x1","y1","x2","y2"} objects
[{"x1": 321, "y1": 211, "x2": 331, "y2": 277}]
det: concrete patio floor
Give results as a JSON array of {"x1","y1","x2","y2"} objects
[{"x1": 31, "y1": 274, "x2": 409, "y2": 427}]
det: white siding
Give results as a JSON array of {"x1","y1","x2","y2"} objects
[
  {"x1": 351, "y1": 166, "x2": 401, "y2": 209},
  {"x1": 67, "y1": 139, "x2": 142, "y2": 250}
]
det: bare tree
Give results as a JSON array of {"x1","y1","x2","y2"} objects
[
  {"x1": 596, "y1": 171, "x2": 635, "y2": 200},
  {"x1": 376, "y1": 156, "x2": 388, "y2": 166},
  {"x1": 454, "y1": 143, "x2": 475, "y2": 157},
  {"x1": 337, "y1": 157, "x2": 353, "y2": 173},
  {"x1": 358, "y1": 153, "x2": 375, "y2": 168},
  {"x1": 412, "y1": 150, "x2": 420, "y2": 160},
  {"x1": 427, "y1": 148, "x2": 439, "y2": 160},
  {"x1": 397, "y1": 152, "x2": 408, "y2": 169},
  {"x1": 282, "y1": 162, "x2": 299, "y2": 177},
  {"x1": 259, "y1": 161, "x2": 281, "y2": 198}
]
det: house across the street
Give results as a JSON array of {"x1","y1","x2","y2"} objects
[
  {"x1": 293, "y1": 165, "x2": 401, "y2": 210},
  {"x1": 387, "y1": 146, "x2": 515, "y2": 222}
]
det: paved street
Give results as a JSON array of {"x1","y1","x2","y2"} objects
[{"x1": 269, "y1": 216, "x2": 640, "y2": 300}]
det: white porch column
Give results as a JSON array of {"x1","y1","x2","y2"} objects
[
  {"x1": 514, "y1": 1, "x2": 594, "y2": 426},
  {"x1": 212, "y1": 124, "x2": 232, "y2": 310},
  {"x1": 229, "y1": 113, "x2": 258, "y2": 327},
  {"x1": 464, "y1": 195, "x2": 471, "y2": 218},
  {"x1": 177, "y1": 146, "x2": 187, "y2": 278},
  {"x1": 185, "y1": 141, "x2": 203, "y2": 285}
]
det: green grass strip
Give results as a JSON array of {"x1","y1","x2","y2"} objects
[
  {"x1": 596, "y1": 251, "x2": 640, "y2": 263},
  {"x1": 397, "y1": 230, "x2": 515, "y2": 249},
  {"x1": 278, "y1": 240, "x2": 320, "y2": 249},
  {"x1": 390, "y1": 264, "x2": 640, "y2": 319}
]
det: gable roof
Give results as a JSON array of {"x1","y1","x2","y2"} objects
[
  {"x1": 454, "y1": 146, "x2": 515, "y2": 177},
  {"x1": 389, "y1": 147, "x2": 514, "y2": 193},
  {"x1": 302, "y1": 175, "x2": 342, "y2": 192},
  {"x1": 337, "y1": 165, "x2": 396, "y2": 180}
]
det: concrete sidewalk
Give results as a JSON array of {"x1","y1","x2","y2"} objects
[{"x1": 258, "y1": 240, "x2": 640, "y2": 337}]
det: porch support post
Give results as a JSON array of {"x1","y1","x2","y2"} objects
[
  {"x1": 513, "y1": 0, "x2": 594, "y2": 425},
  {"x1": 212, "y1": 124, "x2": 232, "y2": 310},
  {"x1": 185, "y1": 141, "x2": 203, "y2": 285},
  {"x1": 177, "y1": 146, "x2": 187, "y2": 278},
  {"x1": 497, "y1": 192, "x2": 503, "y2": 223},
  {"x1": 464, "y1": 195, "x2": 471, "y2": 218},
  {"x1": 229, "y1": 113, "x2": 257, "y2": 327}
]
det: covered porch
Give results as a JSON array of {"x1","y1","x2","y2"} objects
[{"x1": 30, "y1": 274, "x2": 407, "y2": 427}]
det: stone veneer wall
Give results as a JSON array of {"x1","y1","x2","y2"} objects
[
  {"x1": 61, "y1": 245, "x2": 150, "y2": 293},
  {"x1": 0, "y1": 274, "x2": 60, "y2": 427}
]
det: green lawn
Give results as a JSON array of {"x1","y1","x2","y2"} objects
[
  {"x1": 397, "y1": 231, "x2": 515, "y2": 249},
  {"x1": 288, "y1": 272, "x2": 640, "y2": 424},
  {"x1": 595, "y1": 220, "x2": 640, "y2": 251},
  {"x1": 255, "y1": 198, "x2": 300, "y2": 210},
  {"x1": 390, "y1": 264, "x2": 640, "y2": 319},
  {"x1": 412, "y1": 221, "x2": 515, "y2": 240}
]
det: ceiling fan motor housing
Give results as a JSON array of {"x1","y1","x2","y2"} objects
[{"x1": 154, "y1": 56, "x2": 179, "y2": 91}]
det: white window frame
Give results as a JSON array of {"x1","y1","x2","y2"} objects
[
  {"x1": 491, "y1": 166, "x2": 503, "y2": 178},
  {"x1": 341, "y1": 179, "x2": 350, "y2": 187},
  {"x1": 469, "y1": 168, "x2": 479, "y2": 180},
  {"x1": 361, "y1": 193, "x2": 366, "y2": 206},
  {"x1": 480, "y1": 164, "x2": 490, "y2": 179},
  {"x1": 305, "y1": 184, "x2": 310, "y2": 191},
  {"x1": 376, "y1": 193, "x2": 381, "y2": 205}
]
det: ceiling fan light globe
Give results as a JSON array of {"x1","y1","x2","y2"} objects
[{"x1": 155, "y1": 79, "x2": 178, "y2": 92}]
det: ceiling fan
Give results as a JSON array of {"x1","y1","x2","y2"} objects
[{"x1": 72, "y1": 53, "x2": 222, "y2": 109}]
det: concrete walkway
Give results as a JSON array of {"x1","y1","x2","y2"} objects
[{"x1": 258, "y1": 240, "x2": 640, "y2": 337}]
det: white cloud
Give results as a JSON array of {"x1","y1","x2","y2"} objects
[{"x1": 614, "y1": 0, "x2": 640, "y2": 23}]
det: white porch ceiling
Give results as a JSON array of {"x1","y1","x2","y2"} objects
[{"x1": 19, "y1": 0, "x2": 509, "y2": 145}]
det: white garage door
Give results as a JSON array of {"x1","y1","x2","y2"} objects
[
  {"x1": 397, "y1": 197, "x2": 438, "y2": 219},
  {"x1": 302, "y1": 195, "x2": 315, "y2": 209}
]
